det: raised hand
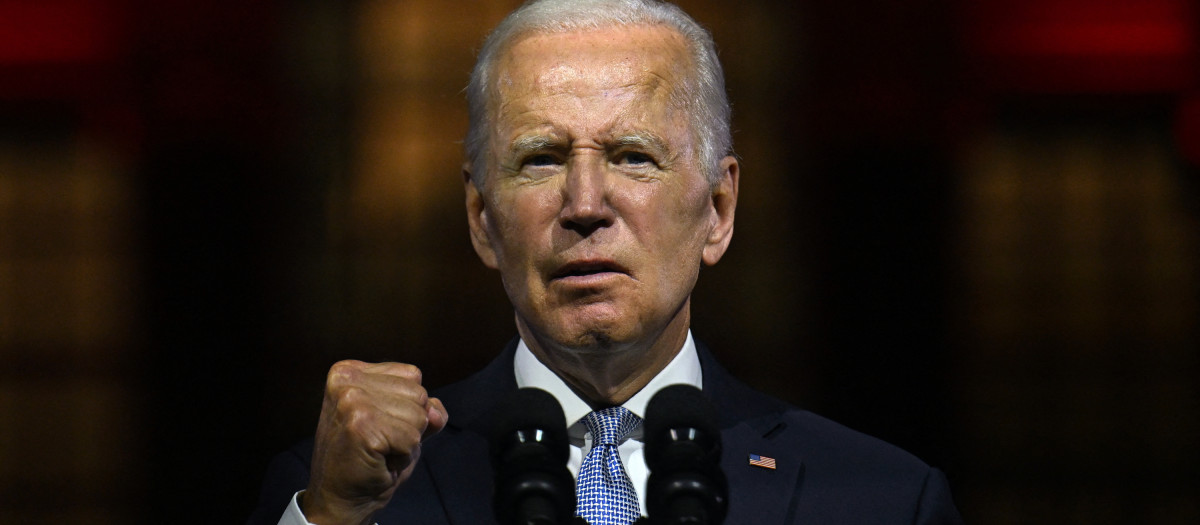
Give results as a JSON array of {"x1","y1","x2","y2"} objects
[{"x1": 301, "y1": 360, "x2": 449, "y2": 525}]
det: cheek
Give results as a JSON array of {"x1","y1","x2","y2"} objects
[
  {"x1": 624, "y1": 184, "x2": 712, "y2": 288},
  {"x1": 652, "y1": 184, "x2": 711, "y2": 242},
  {"x1": 488, "y1": 189, "x2": 561, "y2": 260},
  {"x1": 482, "y1": 195, "x2": 520, "y2": 261}
]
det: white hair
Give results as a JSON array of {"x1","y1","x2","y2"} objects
[{"x1": 464, "y1": 0, "x2": 732, "y2": 186}]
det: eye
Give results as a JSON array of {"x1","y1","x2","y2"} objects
[
  {"x1": 524, "y1": 153, "x2": 559, "y2": 167},
  {"x1": 617, "y1": 151, "x2": 655, "y2": 167}
]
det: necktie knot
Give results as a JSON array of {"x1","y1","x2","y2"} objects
[
  {"x1": 583, "y1": 406, "x2": 640, "y2": 446},
  {"x1": 577, "y1": 406, "x2": 642, "y2": 525}
]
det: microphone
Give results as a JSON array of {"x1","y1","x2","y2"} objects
[
  {"x1": 488, "y1": 387, "x2": 577, "y2": 525},
  {"x1": 643, "y1": 384, "x2": 728, "y2": 525}
]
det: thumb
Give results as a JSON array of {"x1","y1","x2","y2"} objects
[{"x1": 423, "y1": 397, "x2": 449, "y2": 439}]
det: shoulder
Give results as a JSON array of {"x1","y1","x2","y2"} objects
[
  {"x1": 700, "y1": 346, "x2": 962, "y2": 522},
  {"x1": 699, "y1": 341, "x2": 932, "y2": 476},
  {"x1": 720, "y1": 375, "x2": 934, "y2": 482},
  {"x1": 783, "y1": 408, "x2": 933, "y2": 478},
  {"x1": 779, "y1": 410, "x2": 963, "y2": 523},
  {"x1": 714, "y1": 378, "x2": 963, "y2": 522},
  {"x1": 723, "y1": 396, "x2": 961, "y2": 522}
]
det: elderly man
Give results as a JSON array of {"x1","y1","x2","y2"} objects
[{"x1": 249, "y1": 1, "x2": 963, "y2": 524}]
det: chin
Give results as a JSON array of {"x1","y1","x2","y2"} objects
[
  {"x1": 551, "y1": 322, "x2": 636, "y2": 353},
  {"x1": 569, "y1": 331, "x2": 618, "y2": 351},
  {"x1": 523, "y1": 304, "x2": 643, "y2": 352}
]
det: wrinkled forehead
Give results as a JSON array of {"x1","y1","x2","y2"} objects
[{"x1": 488, "y1": 25, "x2": 695, "y2": 112}]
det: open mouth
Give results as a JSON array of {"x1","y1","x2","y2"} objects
[{"x1": 551, "y1": 260, "x2": 628, "y2": 280}]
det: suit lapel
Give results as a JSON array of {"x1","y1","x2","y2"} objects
[
  {"x1": 698, "y1": 343, "x2": 804, "y2": 524},
  {"x1": 720, "y1": 422, "x2": 804, "y2": 524},
  {"x1": 421, "y1": 429, "x2": 496, "y2": 524}
]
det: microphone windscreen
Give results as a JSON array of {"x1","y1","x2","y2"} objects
[
  {"x1": 644, "y1": 384, "x2": 720, "y2": 468},
  {"x1": 644, "y1": 384, "x2": 729, "y2": 524},
  {"x1": 645, "y1": 384, "x2": 718, "y2": 436},
  {"x1": 487, "y1": 387, "x2": 570, "y2": 464}
]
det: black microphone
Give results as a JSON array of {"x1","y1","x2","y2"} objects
[
  {"x1": 643, "y1": 384, "x2": 728, "y2": 525},
  {"x1": 489, "y1": 387, "x2": 577, "y2": 525}
]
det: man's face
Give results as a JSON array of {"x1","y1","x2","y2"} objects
[{"x1": 465, "y1": 25, "x2": 737, "y2": 353}]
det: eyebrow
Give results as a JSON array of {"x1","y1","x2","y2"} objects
[
  {"x1": 613, "y1": 132, "x2": 670, "y2": 155},
  {"x1": 505, "y1": 131, "x2": 672, "y2": 159},
  {"x1": 508, "y1": 135, "x2": 562, "y2": 158}
]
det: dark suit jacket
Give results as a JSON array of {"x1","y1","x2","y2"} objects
[{"x1": 249, "y1": 340, "x2": 964, "y2": 524}]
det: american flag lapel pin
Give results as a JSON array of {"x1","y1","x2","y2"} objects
[{"x1": 748, "y1": 453, "x2": 777, "y2": 470}]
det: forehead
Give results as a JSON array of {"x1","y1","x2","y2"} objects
[{"x1": 492, "y1": 25, "x2": 692, "y2": 108}]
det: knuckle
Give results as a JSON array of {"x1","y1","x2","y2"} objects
[
  {"x1": 333, "y1": 385, "x2": 367, "y2": 412},
  {"x1": 401, "y1": 424, "x2": 424, "y2": 448},
  {"x1": 393, "y1": 363, "x2": 422, "y2": 383},
  {"x1": 341, "y1": 399, "x2": 374, "y2": 433},
  {"x1": 357, "y1": 426, "x2": 386, "y2": 450},
  {"x1": 411, "y1": 384, "x2": 429, "y2": 404},
  {"x1": 327, "y1": 360, "x2": 363, "y2": 387}
]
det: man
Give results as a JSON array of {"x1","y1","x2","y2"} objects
[{"x1": 249, "y1": 1, "x2": 964, "y2": 524}]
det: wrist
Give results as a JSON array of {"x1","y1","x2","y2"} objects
[{"x1": 299, "y1": 489, "x2": 382, "y2": 525}]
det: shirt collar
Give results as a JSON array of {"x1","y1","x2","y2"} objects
[{"x1": 513, "y1": 331, "x2": 703, "y2": 439}]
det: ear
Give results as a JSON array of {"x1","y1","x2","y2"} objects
[
  {"x1": 702, "y1": 155, "x2": 739, "y2": 266},
  {"x1": 464, "y1": 164, "x2": 499, "y2": 269}
]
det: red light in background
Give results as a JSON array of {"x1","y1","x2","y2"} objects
[
  {"x1": 0, "y1": 0, "x2": 129, "y2": 102},
  {"x1": 1174, "y1": 94, "x2": 1200, "y2": 167},
  {"x1": 964, "y1": 0, "x2": 1198, "y2": 93},
  {"x1": 981, "y1": 22, "x2": 1192, "y2": 57},
  {"x1": 0, "y1": 0, "x2": 123, "y2": 64}
]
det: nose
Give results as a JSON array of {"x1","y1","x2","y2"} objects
[{"x1": 559, "y1": 156, "x2": 613, "y2": 236}]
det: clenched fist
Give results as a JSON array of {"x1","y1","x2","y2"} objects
[{"x1": 301, "y1": 360, "x2": 449, "y2": 525}]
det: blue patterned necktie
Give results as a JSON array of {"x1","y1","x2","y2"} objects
[{"x1": 576, "y1": 406, "x2": 642, "y2": 525}]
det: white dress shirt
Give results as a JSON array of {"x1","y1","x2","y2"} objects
[{"x1": 278, "y1": 331, "x2": 702, "y2": 525}]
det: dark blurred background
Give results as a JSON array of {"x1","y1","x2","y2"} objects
[{"x1": 1, "y1": 0, "x2": 1198, "y2": 523}]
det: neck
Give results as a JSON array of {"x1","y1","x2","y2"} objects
[{"x1": 518, "y1": 302, "x2": 690, "y2": 408}]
